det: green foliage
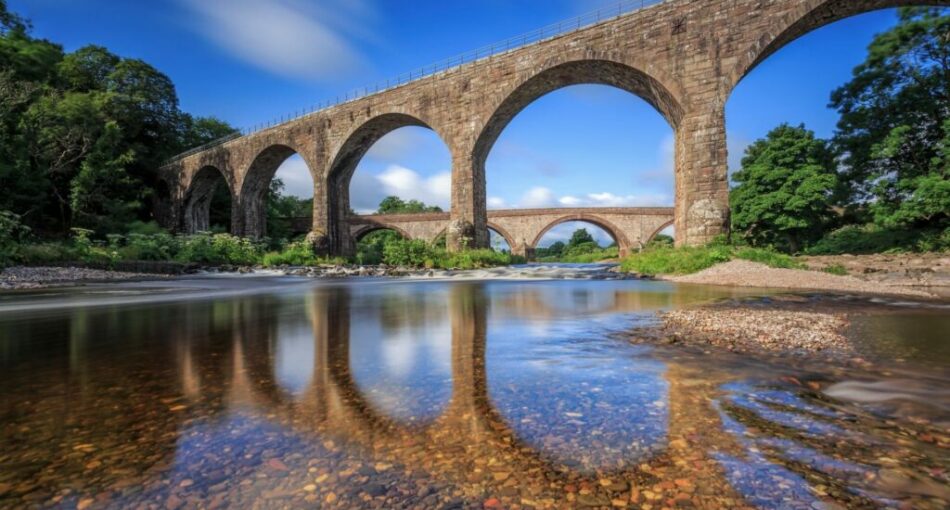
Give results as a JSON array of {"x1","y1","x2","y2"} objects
[
  {"x1": 174, "y1": 233, "x2": 263, "y2": 266},
  {"x1": 807, "y1": 224, "x2": 950, "y2": 254},
  {"x1": 730, "y1": 124, "x2": 840, "y2": 253},
  {"x1": 542, "y1": 246, "x2": 619, "y2": 263},
  {"x1": 732, "y1": 247, "x2": 803, "y2": 269},
  {"x1": 0, "y1": 4, "x2": 238, "y2": 237},
  {"x1": 620, "y1": 245, "x2": 733, "y2": 276},
  {"x1": 355, "y1": 229, "x2": 402, "y2": 265},
  {"x1": 382, "y1": 238, "x2": 438, "y2": 268},
  {"x1": 823, "y1": 264, "x2": 849, "y2": 276},
  {"x1": 442, "y1": 249, "x2": 525, "y2": 269},
  {"x1": 568, "y1": 228, "x2": 596, "y2": 248},
  {"x1": 0, "y1": 210, "x2": 28, "y2": 266},
  {"x1": 620, "y1": 241, "x2": 802, "y2": 276},
  {"x1": 262, "y1": 240, "x2": 324, "y2": 267},
  {"x1": 831, "y1": 7, "x2": 949, "y2": 231},
  {"x1": 535, "y1": 240, "x2": 565, "y2": 258},
  {"x1": 266, "y1": 178, "x2": 312, "y2": 242},
  {"x1": 376, "y1": 196, "x2": 442, "y2": 214}
]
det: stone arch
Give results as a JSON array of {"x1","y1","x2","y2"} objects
[
  {"x1": 487, "y1": 222, "x2": 516, "y2": 252},
  {"x1": 530, "y1": 214, "x2": 631, "y2": 256},
  {"x1": 238, "y1": 144, "x2": 313, "y2": 239},
  {"x1": 183, "y1": 165, "x2": 234, "y2": 234},
  {"x1": 727, "y1": 0, "x2": 943, "y2": 90},
  {"x1": 327, "y1": 113, "x2": 450, "y2": 255},
  {"x1": 644, "y1": 219, "x2": 675, "y2": 248},
  {"x1": 472, "y1": 59, "x2": 683, "y2": 249},
  {"x1": 352, "y1": 223, "x2": 411, "y2": 243}
]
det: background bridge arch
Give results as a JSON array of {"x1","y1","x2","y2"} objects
[{"x1": 529, "y1": 214, "x2": 631, "y2": 256}]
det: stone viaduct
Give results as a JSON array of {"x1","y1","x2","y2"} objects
[
  {"x1": 157, "y1": 0, "x2": 947, "y2": 256},
  {"x1": 345, "y1": 207, "x2": 674, "y2": 257}
]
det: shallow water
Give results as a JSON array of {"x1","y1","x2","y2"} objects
[{"x1": 0, "y1": 273, "x2": 947, "y2": 509}]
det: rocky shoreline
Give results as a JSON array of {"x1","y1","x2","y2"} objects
[{"x1": 0, "y1": 266, "x2": 170, "y2": 290}]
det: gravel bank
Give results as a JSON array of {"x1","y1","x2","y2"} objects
[
  {"x1": 0, "y1": 266, "x2": 166, "y2": 290},
  {"x1": 666, "y1": 259, "x2": 934, "y2": 298},
  {"x1": 655, "y1": 307, "x2": 852, "y2": 357}
]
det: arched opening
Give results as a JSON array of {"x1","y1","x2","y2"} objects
[
  {"x1": 183, "y1": 166, "x2": 232, "y2": 234},
  {"x1": 329, "y1": 115, "x2": 451, "y2": 255},
  {"x1": 238, "y1": 145, "x2": 314, "y2": 241},
  {"x1": 645, "y1": 222, "x2": 675, "y2": 250},
  {"x1": 725, "y1": 4, "x2": 947, "y2": 253},
  {"x1": 268, "y1": 154, "x2": 315, "y2": 242},
  {"x1": 354, "y1": 227, "x2": 408, "y2": 265},
  {"x1": 487, "y1": 225, "x2": 514, "y2": 254},
  {"x1": 474, "y1": 60, "x2": 682, "y2": 249},
  {"x1": 533, "y1": 219, "x2": 623, "y2": 262}
]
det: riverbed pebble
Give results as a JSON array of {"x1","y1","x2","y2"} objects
[{"x1": 0, "y1": 266, "x2": 165, "y2": 290}]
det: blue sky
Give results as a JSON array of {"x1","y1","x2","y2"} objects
[{"x1": 10, "y1": 0, "x2": 903, "y2": 245}]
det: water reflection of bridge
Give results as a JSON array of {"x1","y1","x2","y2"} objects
[{"x1": 170, "y1": 284, "x2": 746, "y2": 507}]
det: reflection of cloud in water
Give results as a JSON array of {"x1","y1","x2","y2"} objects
[
  {"x1": 348, "y1": 286, "x2": 452, "y2": 423},
  {"x1": 274, "y1": 319, "x2": 315, "y2": 396}
]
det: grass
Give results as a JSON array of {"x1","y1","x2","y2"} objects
[
  {"x1": 822, "y1": 263, "x2": 848, "y2": 276},
  {"x1": 537, "y1": 246, "x2": 619, "y2": 263},
  {"x1": 620, "y1": 243, "x2": 804, "y2": 276}
]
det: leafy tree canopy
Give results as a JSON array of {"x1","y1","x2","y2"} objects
[
  {"x1": 0, "y1": 2, "x2": 237, "y2": 236},
  {"x1": 730, "y1": 124, "x2": 840, "y2": 252},
  {"x1": 568, "y1": 228, "x2": 595, "y2": 248},
  {"x1": 831, "y1": 7, "x2": 949, "y2": 229},
  {"x1": 376, "y1": 196, "x2": 443, "y2": 214}
]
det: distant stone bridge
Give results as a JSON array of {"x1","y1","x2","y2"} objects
[
  {"x1": 156, "y1": 0, "x2": 946, "y2": 256},
  {"x1": 340, "y1": 207, "x2": 673, "y2": 257}
]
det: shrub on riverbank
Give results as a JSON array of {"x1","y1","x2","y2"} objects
[
  {"x1": 806, "y1": 224, "x2": 950, "y2": 255},
  {"x1": 381, "y1": 238, "x2": 524, "y2": 269},
  {"x1": 4, "y1": 230, "x2": 520, "y2": 271},
  {"x1": 620, "y1": 243, "x2": 802, "y2": 276},
  {"x1": 538, "y1": 245, "x2": 619, "y2": 263}
]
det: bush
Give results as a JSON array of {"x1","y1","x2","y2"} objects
[
  {"x1": 382, "y1": 238, "x2": 439, "y2": 268},
  {"x1": 621, "y1": 244, "x2": 733, "y2": 276},
  {"x1": 823, "y1": 264, "x2": 848, "y2": 276},
  {"x1": 175, "y1": 233, "x2": 264, "y2": 265},
  {"x1": 261, "y1": 240, "x2": 346, "y2": 267},
  {"x1": 443, "y1": 249, "x2": 525, "y2": 269},
  {"x1": 733, "y1": 247, "x2": 804, "y2": 269},
  {"x1": 807, "y1": 224, "x2": 950, "y2": 254},
  {"x1": 1, "y1": 211, "x2": 30, "y2": 267}
]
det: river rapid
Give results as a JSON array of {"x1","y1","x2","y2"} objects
[{"x1": 0, "y1": 265, "x2": 947, "y2": 509}]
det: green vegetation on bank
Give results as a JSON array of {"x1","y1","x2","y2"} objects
[
  {"x1": 535, "y1": 228, "x2": 620, "y2": 263},
  {"x1": 620, "y1": 240, "x2": 802, "y2": 277}
]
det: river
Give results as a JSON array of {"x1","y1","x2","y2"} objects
[{"x1": 0, "y1": 268, "x2": 947, "y2": 509}]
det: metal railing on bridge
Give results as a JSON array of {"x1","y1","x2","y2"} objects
[{"x1": 163, "y1": 0, "x2": 666, "y2": 166}]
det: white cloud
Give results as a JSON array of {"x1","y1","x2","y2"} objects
[
  {"x1": 178, "y1": 0, "x2": 370, "y2": 82},
  {"x1": 487, "y1": 196, "x2": 507, "y2": 208},
  {"x1": 375, "y1": 165, "x2": 451, "y2": 208},
  {"x1": 520, "y1": 187, "x2": 557, "y2": 208},
  {"x1": 274, "y1": 154, "x2": 314, "y2": 198},
  {"x1": 505, "y1": 189, "x2": 671, "y2": 209}
]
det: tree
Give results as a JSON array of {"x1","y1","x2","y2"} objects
[
  {"x1": 830, "y1": 7, "x2": 949, "y2": 229},
  {"x1": 376, "y1": 196, "x2": 442, "y2": 214},
  {"x1": 70, "y1": 121, "x2": 140, "y2": 233},
  {"x1": 730, "y1": 124, "x2": 840, "y2": 252},
  {"x1": 568, "y1": 228, "x2": 595, "y2": 248}
]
